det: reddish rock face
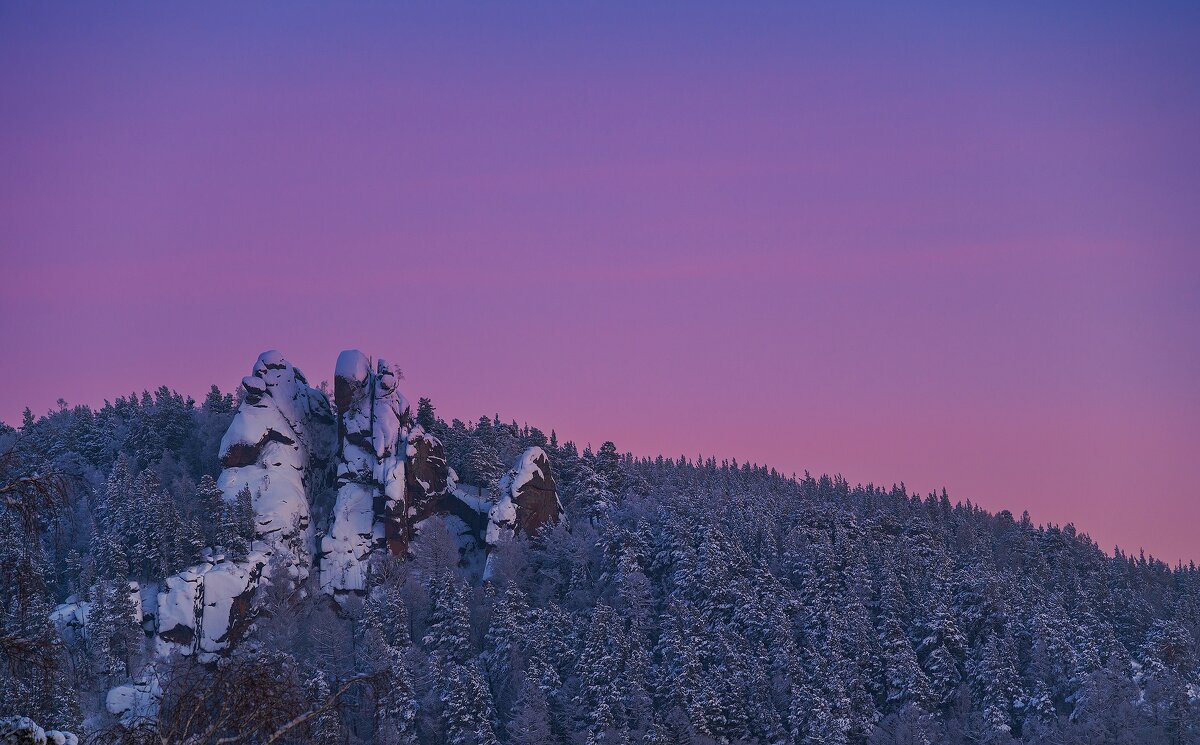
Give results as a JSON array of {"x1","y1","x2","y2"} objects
[
  {"x1": 487, "y1": 447, "x2": 563, "y2": 554},
  {"x1": 218, "y1": 562, "x2": 266, "y2": 648},
  {"x1": 512, "y1": 449, "x2": 560, "y2": 537},
  {"x1": 406, "y1": 430, "x2": 450, "y2": 523},
  {"x1": 220, "y1": 429, "x2": 297, "y2": 469},
  {"x1": 374, "y1": 429, "x2": 452, "y2": 557}
]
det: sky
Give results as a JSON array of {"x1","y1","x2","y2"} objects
[{"x1": 1, "y1": 2, "x2": 1197, "y2": 563}]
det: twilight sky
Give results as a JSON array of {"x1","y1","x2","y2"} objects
[{"x1": 2, "y1": 2, "x2": 1197, "y2": 563}]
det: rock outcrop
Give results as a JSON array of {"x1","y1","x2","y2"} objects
[
  {"x1": 486, "y1": 446, "x2": 562, "y2": 546},
  {"x1": 404, "y1": 424, "x2": 453, "y2": 528},
  {"x1": 150, "y1": 352, "x2": 334, "y2": 664},
  {"x1": 321, "y1": 351, "x2": 413, "y2": 593},
  {"x1": 103, "y1": 348, "x2": 559, "y2": 679},
  {"x1": 155, "y1": 552, "x2": 266, "y2": 660},
  {"x1": 216, "y1": 350, "x2": 335, "y2": 582}
]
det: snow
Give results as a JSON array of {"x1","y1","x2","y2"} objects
[
  {"x1": 240, "y1": 374, "x2": 266, "y2": 396},
  {"x1": 499, "y1": 446, "x2": 549, "y2": 501},
  {"x1": 105, "y1": 677, "x2": 161, "y2": 726},
  {"x1": 0, "y1": 717, "x2": 45, "y2": 744},
  {"x1": 217, "y1": 351, "x2": 334, "y2": 584},
  {"x1": 0, "y1": 718, "x2": 76, "y2": 745},
  {"x1": 452, "y1": 484, "x2": 496, "y2": 515},
  {"x1": 486, "y1": 446, "x2": 552, "y2": 547},
  {"x1": 50, "y1": 599, "x2": 88, "y2": 631},
  {"x1": 335, "y1": 348, "x2": 371, "y2": 383},
  {"x1": 138, "y1": 582, "x2": 159, "y2": 628},
  {"x1": 321, "y1": 352, "x2": 413, "y2": 593},
  {"x1": 127, "y1": 581, "x2": 142, "y2": 625},
  {"x1": 157, "y1": 567, "x2": 203, "y2": 641},
  {"x1": 51, "y1": 582, "x2": 142, "y2": 639},
  {"x1": 321, "y1": 483, "x2": 376, "y2": 593},
  {"x1": 486, "y1": 496, "x2": 517, "y2": 546},
  {"x1": 156, "y1": 554, "x2": 267, "y2": 660}
]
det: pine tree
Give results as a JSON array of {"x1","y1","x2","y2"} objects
[
  {"x1": 916, "y1": 603, "x2": 965, "y2": 709},
  {"x1": 417, "y1": 397, "x2": 437, "y2": 431},
  {"x1": 482, "y1": 586, "x2": 528, "y2": 720},
  {"x1": 127, "y1": 469, "x2": 164, "y2": 576},
  {"x1": 151, "y1": 486, "x2": 181, "y2": 578},
  {"x1": 593, "y1": 442, "x2": 620, "y2": 487},
  {"x1": 577, "y1": 604, "x2": 628, "y2": 743},
  {"x1": 974, "y1": 636, "x2": 1021, "y2": 742},
  {"x1": 507, "y1": 672, "x2": 555, "y2": 745},
  {"x1": 306, "y1": 670, "x2": 344, "y2": 745},
  {"x1": 362, "y1": 597, "x2": 418, "y2": 745},
  {"x1": 201, "y1": 384, "x2": 235, "y2": 414},
  {"x1": 222, "y1": 485, "x2": 255, "y2": 560},
  {"x1": 463, "y1": 438, "x2": 503, "y2": 494},
  {"x1": 235, "y1": 485, "x2": 256, "y2": 549},
  {"x1": 99, "y1": 455, "x2": 134, "y2": 554},
  {"x1": 0, "y1": 503, "x2": 82, "y2": 731},
  {"x1": 196, "y1": 473, "x2": 226, "y2": 548},
  {"x1": 575, "y1": 461, "x2": 614, "y2": 523},
  {"x1": 880, "y1": 616, "x2": 935, "y2": 711},
  {"x1": 424, "y1": 576, "x2": 472, "y2": 666},
  {"x1": 442, "y1": 662, "x2": 500, "y2": 745}
]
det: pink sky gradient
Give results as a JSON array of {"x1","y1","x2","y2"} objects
[{"x1": 2, "y1": 3, "x2": 1197, "y2": 563}]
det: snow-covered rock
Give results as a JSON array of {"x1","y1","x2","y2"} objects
[
  {"x1": 216, "y1": 351, "x2": 335, "y2": 585},
  {"x1": 51, "y1": 583, "x2": 143, "y2": 642},
  {"x1": 321, "y1": 351, "x2": 413, "y2": 593},
  {"x1": 150, "y1": 351, "x2": 330, "y2": 676},
  {"x1": 156, "y1": 554, "x2": 267, "y2": 661},
  {"x1": 49, "y1": 599, "x2": 88, "y2": 640},
  {"x1": 486, "y1": 447, "x2": 562, "y2": 549},
  {"x1": 105, "y1": 677, "x2": 161, "y2": 727},
  {"x1": 405, "y1": 424, "x2": 452, "y2": 529},
  {"x1": 0, "y1": 717, "x2": 76, "y2": 745}
]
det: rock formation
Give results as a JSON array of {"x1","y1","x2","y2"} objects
[
  {"x1": 155, "y1": 555, "x2": 266, "y2": 660},
  {"x1": 404, "y1": 424, "x2": 453, "y2": 529},
  {"x1": 103, "y1": 348, "x2": 562, "y2": 676},
  {"x1": 216, "y1": 350, "x2": 335, "y2": 582},
  {"x1": 486, "y1": 446, "x2": 562, "y2": 546},
  {"x1": 153, "y1": 351, "x2": 334, "y2": 661},
  {"x1": 321, "y1": 351, "x2": 414, "y2": 593},
  {"x1": 81, "y1": 348, "x2": 568, "y2": 719}
]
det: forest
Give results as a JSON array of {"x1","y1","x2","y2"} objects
[{"x1": 1, "y1": 378, "x2": 1198, "y2": 744}]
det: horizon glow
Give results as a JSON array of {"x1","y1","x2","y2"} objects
[{"x1": 1, "y1": 3, "x2": 1197, "y2": 563}]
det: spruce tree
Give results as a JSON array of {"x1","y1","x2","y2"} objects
[{"x1": 195, "y1": 473, "x2": 226, "y2": 547}]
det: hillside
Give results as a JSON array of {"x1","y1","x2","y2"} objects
[{"x1": 0, "y1": 350, "x2": 1197, "y2": 745}]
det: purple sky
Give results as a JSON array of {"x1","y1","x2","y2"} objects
[{"x1": 2, "y1": 3, "x2": 1198, "y2": 563}]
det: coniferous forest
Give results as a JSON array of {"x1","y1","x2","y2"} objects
[{"x1": 1, "y1": 374, "x2": 1198, "y2": 745}]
